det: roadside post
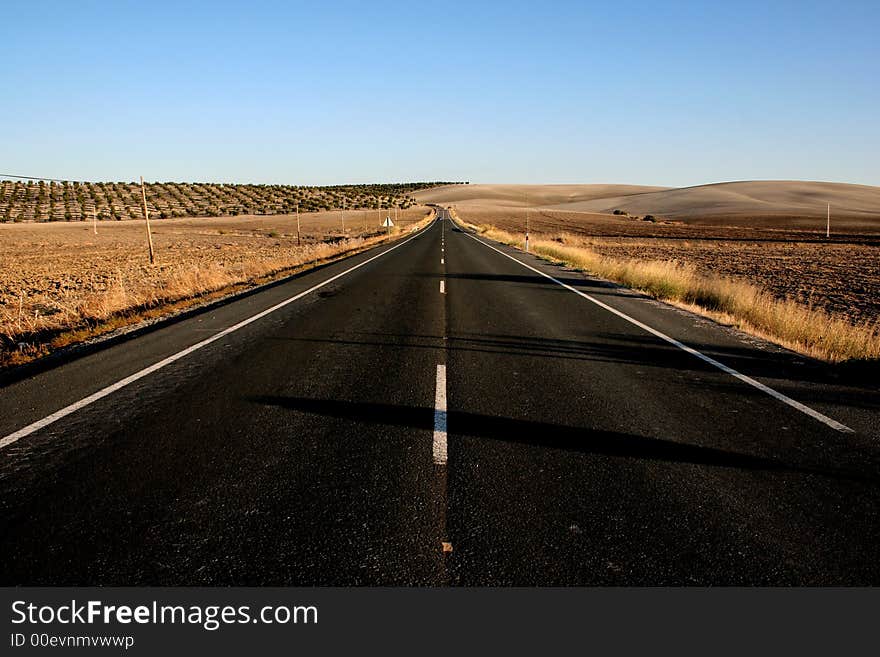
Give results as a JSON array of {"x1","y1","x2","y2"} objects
[
  {"x1": 525, "y1": 209, "x2": 530, "y2": 253},
  {"x1": 140, "y1": 176, "x2": 155, "y2": 264}
]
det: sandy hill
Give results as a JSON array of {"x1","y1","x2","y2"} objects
[
  {"x1": 413, "y1": 184, "x2": 668, "y2": 207},
  {"x1": 415, "y1": 181, "x2": 880, "y2": 229}
]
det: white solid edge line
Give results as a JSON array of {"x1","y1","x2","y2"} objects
[
  {"x1": 0, "y1": 221, "x2": 438, "y2": 450},
  {"x1": 433, "y1": 364, "x2": 448, "y2": 464},
  {"x1": 464, "y1": 232, "x2": 854, "y2": 434}
]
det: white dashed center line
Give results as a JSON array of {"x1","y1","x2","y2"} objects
[{"x1": 433, "y1": 364, "x2": 448, "y2": 465}]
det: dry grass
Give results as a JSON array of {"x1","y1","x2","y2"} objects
[
  {"x1": 453, "y1": 213, "x2": 880, "y2": 363},
  {"x1": 0, "y1": 207, "x2": 434, "y2": 368}
]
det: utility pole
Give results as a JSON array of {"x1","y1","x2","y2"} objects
[
  {"x1": 296, "y1": 202, "x2": 301, "y2": 246},
  {"x1": 826, "y1": 203, "x2": 830, "y2": 239},
  {"x1": 92, "y1": 207, "x2": 97, "y2": 235},
  {"x1": 140, "y1": 176, "x2": 154, "y2": 264}
]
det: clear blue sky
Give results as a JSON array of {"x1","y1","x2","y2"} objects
[{"x1": 2, "y1": 1, "x2": 878, "y2": 186}]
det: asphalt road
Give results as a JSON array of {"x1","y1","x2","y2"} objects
[{"x1": 1, "y1": 210, "x2": 879, "y2": 585}]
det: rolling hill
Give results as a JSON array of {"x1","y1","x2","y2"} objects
[{"x1": 414, "y1": 181, "x2": 880, "y2": 229}]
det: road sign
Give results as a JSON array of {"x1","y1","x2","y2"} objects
[{"x1": 382, "y1": 217, "x2": 394, "y2": 227}]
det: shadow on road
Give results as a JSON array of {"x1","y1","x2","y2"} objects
[
  {"x1": 265, "y1": 331, "x2": 880, "y2": 413},
  {"x1": 248, "y1": 395, "x2": 878, "y2": 485},
  {"x1": 415, "y1": 270, "x2": 626, "y2": 295}
]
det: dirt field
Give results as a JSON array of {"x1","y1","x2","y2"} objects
[
  {"x1": 0, "y1": 207, "x2": 431, "y2": 365},
  {"x1": 447, "y1": 205, "x2": 880, "y2": 328}
]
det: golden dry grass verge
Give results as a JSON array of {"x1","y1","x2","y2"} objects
[{"x1": 450, "y1": 211, "x2": 880, "y2": 363}]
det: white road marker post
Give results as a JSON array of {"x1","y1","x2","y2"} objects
[
  {"x1": 827, "y1": 203, "x2": 830, "y2": 239},
  {"x1": 92, "y1": 208, "x2": 98, "y2": 235},
  {"x1": 524, "y1": 192, "x2": 530, "y2": 253},
  {"x1": 296, "y1": 202, "x2": 301, "y2": 246}
]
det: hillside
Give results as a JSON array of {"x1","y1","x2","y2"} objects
[
  {"x1": 0, "y1": 180, "x2": 463, "y2": 223},
  {"x1": 413, "y1": 183, "x2": 667, "y2": 207},
  {"x1": 415, "y1": 181, "x2": 880, "y2": 229}
]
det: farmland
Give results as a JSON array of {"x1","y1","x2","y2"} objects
[
  {"x1": 0, "y1": 206, "x2": 433, "y2": 367},
  {"x1": 0, "y1": 180, "x2": 462, "y2": 222},
  {"x1": 4, "y1": 179, "x2": 880, "y2": 369}
]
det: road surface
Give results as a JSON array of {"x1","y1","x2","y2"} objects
[{"x1": 1, "y1": 210, "x2": 879, "y2": 585}]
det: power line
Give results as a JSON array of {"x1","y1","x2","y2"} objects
[{"x1": 0, "y1": 173, "x2": 79, "y2": 183}]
